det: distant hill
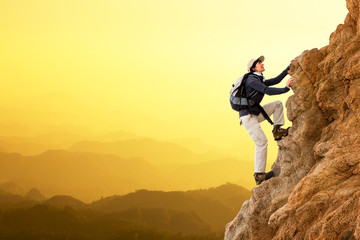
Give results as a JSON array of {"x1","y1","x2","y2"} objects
[
  {"x1": 0, "y1": 130, "x2": 140, "y2": 155},
  {"x1": 0, "y1": 151, "x2": 253, "y2": 201},
  {"x1": 0, "y1": 132, "x2": 237, "y2": 163},
  {"x1": 44, "y1": 195, "x2": 88, "y2": 210},
  {"x1": 25, "y1": 188, "x2": 46, "y2": 202},
  {"x1": 114, "y1": 208, "x2": 212, "y2": 235},
  {"x1": 0, "y1": 204, "x2": 220, "y2": 239},
  {"x1": 0, "y1": 132, "x2": 83, "y2": 155},
  {"x1": 0, "y1": 189, "x2": 36, "y2": 209},
  {"x1": 0, "y1": 183, "x2": 250, "y2": 238},
  {"x1": 0, "y1": 140, "x2": 54, "y2": 156},
  {"x1": 169, "y1": 138, "x2": 219, "y2": 154},
  {"x1": 186, "y1": 183, "x2": 252, "y2": 212},
  {"x1": 164, "y1": 158, "x2": 254, "y2": 189},
  {"x1": 90, "y1": 183, "x2": 251, "y2": 232},
  {"x1": 0, "y1": 189, "x2": 24, "y2": 203},
  {"x1": 0, "y1": 151, "x2": 165, "y2": 201},
  {"x1": 94, "y1": 130, "x2": 140, "y2": 142},
  {"x1": 0, "y1": 183, "x2": 45, "y2": 209},
  {"x1": 0, "y1": 181, "x2": 25, "y2": 195},
  {"x1": 32, "y1": 130, "x2": 142, "y2": 146},
  {"x1": 69, "y1": 138, "x2": 229, "y2": 165}
]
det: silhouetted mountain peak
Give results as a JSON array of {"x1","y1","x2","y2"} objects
[
  {"x1": 96, "y1": 130, "x2": 140, "y2": 142},
  {"x1": 44, "y1": 195, "x2": 87, "y2": 210},
  {"x1": 40, "y1": 149, "x2": 72, "y2": 157},
  {"x1": 25, "y1": 188, "x2": 46, "y2": 202}
]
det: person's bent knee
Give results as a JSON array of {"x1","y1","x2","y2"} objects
[
  {"x1": 275, "y1": 100, "x2": 283, "y2": 107},
  {"x1": 274, "y1": 100, "x2": 284, "y2": 113}
]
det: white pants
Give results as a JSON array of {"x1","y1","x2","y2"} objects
[{"x1": 240, "y1": 101, "x2": 285, "y2": 173}]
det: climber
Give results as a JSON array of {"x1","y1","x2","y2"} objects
[{"x1": 240, "y1": 55, "x2": 297, "y2": 185}]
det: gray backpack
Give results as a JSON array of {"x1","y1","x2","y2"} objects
[{"x1": 229, "y1": 73, "x2": 255, "y2": 111}]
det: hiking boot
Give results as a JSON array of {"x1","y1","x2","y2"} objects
[
  {"x1": 272, "y1": 125, "x2": 290, "y2": 141},
  {"x1": 253, "y1": 171, "x2": 275, "y2": 185}
]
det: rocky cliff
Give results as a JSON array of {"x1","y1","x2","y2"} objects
[{"x1": 225, "y1": 1, "x2": 360, "y2": 239}]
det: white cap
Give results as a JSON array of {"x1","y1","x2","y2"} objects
[{"x1": 247, "y1": 56, "x2": 265, "y2": 72}]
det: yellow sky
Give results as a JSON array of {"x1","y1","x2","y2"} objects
[{"x1": 0, "y1": 0, "x2": 348, "y2": 164}]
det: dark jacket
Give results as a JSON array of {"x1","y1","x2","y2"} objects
[{"x1": 239, "y1": 66, "x2": 290, "y2": 117}]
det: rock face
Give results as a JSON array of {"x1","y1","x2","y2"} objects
[{"x1": 225, "y1": 1, "x2": 360, "y2": 239}]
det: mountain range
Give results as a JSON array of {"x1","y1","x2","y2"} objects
[
  {"x1": 0, "y1": 182, "x2": 250, "y2": 239},
  {"x1": 0, "y1": 148, "x2": 254, "y2": 201},
  {"x1": 0, "y1": 130, "x2": 240, "y2": 158}
]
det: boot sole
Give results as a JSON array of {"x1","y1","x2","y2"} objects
[
  {"x1": 274, "y1": 127, "x2": 290, "y2": 141},
  {"x1": 254, "y1": 171, "x2": 275, "y2": 185}
]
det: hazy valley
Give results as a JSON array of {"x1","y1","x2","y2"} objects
[{"x1": 0, "y1": 131, "x2": 254, "y2": 202}]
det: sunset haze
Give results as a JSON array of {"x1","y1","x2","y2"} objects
[{"x1": 0, "y1": 0, "x2": 348, "y2": 195}]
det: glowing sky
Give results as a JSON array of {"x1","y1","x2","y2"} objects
[{"x1": 0, "y1": 0, "x2": 348, "y2": 163}]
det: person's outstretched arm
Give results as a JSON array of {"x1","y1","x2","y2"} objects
[
  {"x1": 248, "y1": 75, "x2": 290, "y2": 96},
  {"x1": 264, "y1": 56, "x2": 299, "y2": 86},
  {"x1": 263, "y1": 66, "x2": 289, "y2": 86}
]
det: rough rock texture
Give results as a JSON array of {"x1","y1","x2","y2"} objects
[{"x1": 225, "y1": 1, "x2": 360, "y2": 239}]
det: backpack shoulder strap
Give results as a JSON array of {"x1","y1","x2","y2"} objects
[
  {"x1": 254, "y1": 103, "x2": 274, "y2": 125},
  {"x1": 232, "y1": 73, "x2": 251, "y2": 98},
  {"x1": 248, "y1": 73, "x2": 263, "y2": 81}
]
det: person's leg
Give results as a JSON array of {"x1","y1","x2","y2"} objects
[
  {"x1": 256, "y1": 100, "x2": 284, "y2": 125},
  {"x1": 256, "y1": 101, "x2": 289, "y2": 141},
  {"x1": 240, "y1": 115, "x2": 268, "y2": 173}
]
